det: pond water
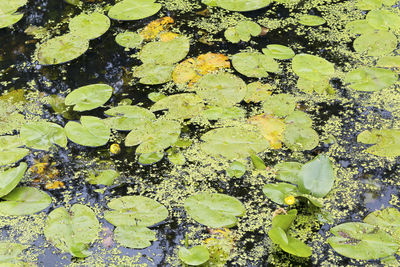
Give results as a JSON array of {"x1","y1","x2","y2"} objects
[{"x1": 1, "y1": 0, "x2": 400, "y2": 266}]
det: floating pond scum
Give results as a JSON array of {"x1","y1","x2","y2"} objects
[{"x1": 1, "y1": 0, "x2": 400, "y2": 265}]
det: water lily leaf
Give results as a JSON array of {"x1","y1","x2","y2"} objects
[
  {"x1": 36, "y1": 34, "x2": 89, "y2": 65},
  {"x1": 178, "y1": 245, "x2": 210, "y2": 266},
  {"x1": 248, "y1": 114, "x2": 285, "y2": 149},
  {"x1": 114, "y1": 226, "x2": 156, "y2": 249},
  {"x1": 20, "y1": 121, "x2": 67, "y2": 151},
  {"x1": 356, "y1": 0, "x2": 396, "y2": 10},
  {"x1": 125, "y1": 119, "x2": 181, "y2": 153},
  {"x1": 105, "y1": 105, "x2": 155, "y2": 131},
  {"x1": 275, "y1": 162, "x2": 302, "y2": 184},
  {"x1": 293, "y1": 192, "x2": 324, "y2": 207},
  {"x1": 262, "y1": 44, "x2": 295, "y2": 60},
  {"x1": 148, "y1": 92, "x2": 166, "y2": 102},
  {"x1": 108, "y1": 0, "x2": 161, "y2": 21},
  {"x1": 202, "y1": 106, "x2": 245, "y2": 120},
  {"x1": 104, "y1": 196, "x2": 168, "y2": 227},
  {"x1": 184, "y1": 192, "x2": 245, "y2": 228},
  {"x1": 232, "y1": 52, "x2": 279, "y2": 78},
  {"x1": 115, "y1": 31, "x2": 143, "y2": 48},
  {"x1": 271, "y1": 209, "x2": 297, "y2": 231},
  {"x1": 139, "y1": 36, "x2": 190, "y2": 65},
  {"x1": 69, "y1": 12, "x2": 110, "y2": 40},
  {"x1": 201, "y1": 126, "x2": 269, "y2": 159},
  {"x1": 297, "y1": 76, "x2": 333, "y2": 94},
  {"x1": 357, "y1": 129, "x2": 400, "y2": 157},
  {"x1": 87, "y1": 169, "x2": 119, "y2": 186},
  {"x1": 345, "y1": 20, "x2": 375, "y2": 35},
  {"x1": 269, "y1": 227, "x2": 312, "y2": 257},
  {"x1": 44, "y1": 204, "x2": 100, "y2": 258},
  {"x1": 263, "y1": 182, "x2": 297, "y2": 205},
  {"x1": 297, "y1": 155, "x2": 334, "y2": 198},
  {"x1": 328, "y1": 222, "x2": 398, "y2": 260},
  {"x1": 140, "y1": 16, "x2": 174, "y2": 40},
  {"x1": 0, "y1": 136, "x2": 28, "y2": 166},
  {"x1": 363, "y1": 208, "x2": 400, "y2": 231},
  {"x1": 344, "y1": 67, "x2": 397, "y2": 92},
  {"x1": 151, "y1": 93, "x2": 205, "y2": 119},
  {"x1": 283, "y1": 124, "x2": 319, "y2": 151},
  {"x1": 226, "y1": 161, "x2": 246, "y2": 178},
  {"x1": 0, "y1": 0, "x2": 27, "y2": 14},
  {"x1": 376, "y1": 56, "x2": 400, "y2": 69},
  {"x1": 134, "y1": 63, "x2": 174, "y2": 85},
  {"x1": 65, "y1": 84, "x2": 113, "y2": 111},
  {"x1": 224, "y1": 21, "x2": 261, "y2": 43},
  {"x1": 204, "y1": 0, "x2": 272, "y2": 11},
  {"x1": 298, "y1": 15, "x2": 326, "y2": 26},
  {"x1": 353, "y1": 31, "x2": 397, "y2": 57},
  {"x1": 244, "y1": 82, "x2": 272, "y2": 103},
  {"x1": 167, "y1": 149, "x2": 185, "y2": 165},
  {"x1": 366, "y1": 9, "x2": 400, "y2": 31},
  {"x1": 194, "y1": 72, "x2": 246, "y2": 107},
  {"x1": 138, "y1": 152, "x2": 164, "y2": 165},
  {"x1": 0, "y1": 163, "x2": 27, "y2": 198},
  {"x1": 0, "y1": 187, "x2": 51, "y2": 216},
  {"x1": 263, "y1": 94, "x2": 296, "y2": 117},
  {"x1": 251, "y1": 153, "x2": 266, "y2": 170},
  {"x1": 65, "y1": 116, "x2": 110, "y2": 147},
  {"x1": 292, "y1": 54, "x2": 334, "y2": 81},
  {"x1": 284, "y1": 111, "x2": 312, "y2": 127},
  {"x1": 0, "y1": 242, "x2": 26, "y2": 263},
  {"x1": 0, "y1": 13, "x2": 23, "y2": 29}
]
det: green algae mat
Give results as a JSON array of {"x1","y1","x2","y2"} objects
[{"x1": 0, "y1": 0, "x2": 400, "y2": 265}]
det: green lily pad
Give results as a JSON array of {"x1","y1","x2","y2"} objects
[
  {"x1": 65, "y1": 84, "x2": 113, "y2": 111},
  {"x1": 104, "y1": 195, "x2": 168, "y2": 227},
  {"x1": 344, "y1": 67, "x2": 397, "y2": 92},
  {"x1": 268, "y1": 226, "x2": 312, "y2": 257},
  {"x1": 0, "y1": 242, "x2": 26, "y2": 263},
  {"x1": 0, "y1": 163, "x2": 27, "y2": 198},
  {"x1": 0, "y1": 13, "x2": 23, "y2": 29},
  {"x1": 224, "y1": 21, "x2": 261, "y2": 43},
  {"x1": 226, "y1": 161, "x2": 246, "y2": 178},
  {"x1": 298, "y1": 15, "x2": 326, "y2": 26},
  {"x1": 87, "y1": 169, "x2": 119, "y2": 186},
  {"x1": 203, "y1": 0, "x2": 272, "y2": 11},
  {"x1": 271, "y1": 209, "x2": 297, "y2": 231},
  {"x1": 151, "y1": 93, "x2": 204, "y2": 119},
  {"x1": 275, "y1": 162, "x2": 302, "y2": 184},
  {"x1": 69, "y1": 12, "x2": 110, "y2": 40},
  {"x1": 263, "y1": 94, "x2": 296, "y2": 117},
  {"x1": 292, "y1": 54, "x2": 334, "y2": 81},
  {"x1": 104, "y1": 105, "x2": 155, "y2": 131},
  {"x1": 232, "y1": 52, "x2": 279, "y2": 78},
  {"x1": 263, "y1": 183, "x2": 297, "y2": 205},
  {"x1": 148, "y1": 92, "x2": 166, "y2": 102},
  {"x1": 244, "y1": 82, "x2": 272, "y2": 103},
  {"x1": 366, "y1": 9, "x2": 400, "y2": 31},
  {"x1": 0, "y1": 187, "x2": 51, "y2": 216},
  {"x1": 125, "y1": 119, "x2": 181, "y2": 153},
  {"x1": 262, "y1": 44, "x2": 295, "y2": 60},
  {"x1": 297, "y1": 76, "x2": 333, "y2": 94},
  {"x1": 114, "y1": 226, "x2": 156, "y2": 249},
  {"x1": 36, "y1": 34, "x2": 89, "y2": 65},
  {"x1": 139, "y1": 36, "x2": 190, "y2": 65},
  {"x1": 0, "y1": 136, "x2": 28, "y2": 166},
  {"x1": 65, "y1": 116, "x2": 110, "y2": 147},
  {"x1": 115, "y1": 31, "x2": 143, "y2": 49},
  {"x1": 138, "y1": 152, "x2": 164, "y2": 165},
  {"x1": 328, "y1": 222, "x2": 398, "y2": 260},
  {"x1": 353, "y1": 31, "x2": 397, "y2": 57},
  {"x1": 20, "y1": 121, "x2": 67, "y2": 151},
  {"x1": 283, "y1": 124, "x2": 319, "y2": 151},
  {"x1": 356, "y1": 0, "x2": 396, "y2": 10},
  {"x1": 195, "y1": 72, "x2": 246, "y2": 107},
  {"x1": 44, "y1": 204, "x2": 100, "y2": 258},
  {"x1": 0, "y1": 0, "x2": 27, "y2": 14},
  {"x1": 297, "y1": 155, "x2": 334, "y2": 198},
  {"x1": 167, "y1": 149, "x2": 185, "y2": 165},
  {"x1": 250, "y1": 153, "x2": 266, "y2": 170},
  {"x1": 178, "y1": 246, "x2": 210, "y2": 266},
  {"x1": 134, "y1": 63, "x2": 174, "y2": 85},
  {"x1": 364, "y1": 208, "x2": 400, "y2": 231},
  {"x1": 284, "y1": 111, "x2": 313, "y2": 127},
  {"x1": 345, "y1": 20, "x2": 375, "y2": 35},
  {"x1": 201, "y1": 126, "x2": 269, "y2": 159},
  {"x1": 357, "y1": 129, "x2": 400, "y2": 157},
  {"x1": 108, "y1": 0, "x2": 161, "y2": 21},
  {"x1": 376, "y1": 56, "x2": 400, "y2": 68},
  {"x1": 202, "y1": 106, "x2": 245, "y2": 120},
  {"x1": 184, "y1": 192, "x2": 245, "y2": 228}
]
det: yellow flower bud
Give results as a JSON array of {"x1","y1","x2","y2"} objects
[
  {"x1": 284, "y1": 195, "x2": 296, "y2": 206},
  {"x1": 110, "y1": 143, "x2": 121, "y2": 154}
]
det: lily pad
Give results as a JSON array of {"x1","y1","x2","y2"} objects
[
  {"x1": 65, "y1": 116, "x2": 110, "y2": 147},
  {"x1": 65, "y1": 84, "x2": 113, "y2": 111},
  {"x1": 134, "y1": 63, "x2": 174, "y2": 85},
  {"x1": 36, "y1": 34, "x2": 89, "y2": 65},
  {"x1": 151, "y1": 93, "x2": 204, "y2": 119},
  {"x1": 344, "y1": 67, "x2": 397, "y2": 92},
  {"x1": 263, "y1": 94, "x2": 296, "y2": 117},
  {"x1": 353, "y1": 31, "x2": 397, "y2": 57},
  {"x1": 345, "y1": 20, "x2": 375, "y2": 35},
  {"x1": 262, "y1": 44, "x2": 295, "y2": 60},
  {"x1": 44, "y1": 204, "x2": 100, "y2": 258},
  {"x1": 263, "y1": 183, "x2": 297, "y2": 205},
  {"x1": 195, "y1": 72, "x2": 246, "y2": 107},
  {"x1": 298, "y1": 15, "x2": 326, "y2": 26},
  {"x1": 376, "y1": 56, "x2": 400, "y2": 69},
  {"x1": 20, "y1": 121, "x2": 67, "y2": 151},
  {"x1": 200, "y1": 126, "x2": 269, "y2": 159},
  {"x1": 356, "y1": 0, "x2": 397, "y2": 10},
  {"x1": 184, "y1": 192, "x2": 245, "y2": 228},
  {"x1": 292, "y1": 54, "x2": 334, "y2": 81},
  {"x1": 226, "y1": 161, "x2": 246, "y2": 178},
  {"x1": 125, "y1": 119, "x2": 181, "y2": 153},
  {"x1": 139, "y1": 36, "x2": 190, "y2": 65},
  {"x1": 138, "y1": 152, "x2": 164, "y2": 165},
  {"x1": 328, "y1": 222, "x2": 398, "y2": 260},
  {"x1": 104, "y1": 195, "x2": 168, "y2": 226},
  {"x1": 115, "y1": 31, "x2": 143, "y2": 49},
  {"x1": 0, "y1": 136, "x2": 28, "y2": 166},
  {"x1": 108, "y1": 0, "x2": 161, "y2": 21},
  {"x1": 0, "y1": 187, "x2": 51, "y2": 216},
  {"x1": 284, "y1": 111, "x2": 313, "y2": 127},
  {"x1": 297, "y1": 76, "x2": 333, "y2": 94},
  {"x1": 179, "y1": 245, "x2": 210, "y2": 266},
  {"x1": 87, "y1": 169, "x2": 119, "y2": 186},
  {"x1": 0, "y1": 13, "x2": 23, "y2": 29},
  {"x1": 204, "y1": 0, "x2": 272, "y2": 12},
  {"x1": 104, "y1": 105, "x2": 155, "y2": 131},
  {"x1": 275, "y1": 161, "x2": 302, "y2": 184},
  {"x1": 224, "y1": 21, "x2": 261, "y2": 43},
  {"x1": 248, "y1": 114, "x2": 285, "y2": 149},
  {"x1": 202, "y1": 106, "x2": 245, "y2": 120},
  {"x1": 0, "y1": 242, "x2": 26, "y2": 263},
  {"x1": 283, "y1": 124, "x2": 319, "y2": 151},
  {"x1": 357, "y1": 129, "x2": 400, "y2": 157},
  {"x1": 268, "y1": 226, "x2": 312, "y2": 257},
  {"x1": 363, "y1": 208, "x2": 400, "y2": 231},
  {"x1": 69, "y1": 12, "x2": 110, "y2": 40},
  {"x1": 0, "y1": 0, "x2": 27, "y2": 14},
  {"x1": 366, "y1": 9, "x2": 400, "y2": 31},
  {"x1": 114, "y1": 226, "x2": 156, "y2": 249},
  {"x1": 232, "y1": 52, "x2": 279, "y2": 78},
  {"x1": 244, "y1": 82, "x2": 272, "y2": 103},
  {"x1": 0, "y1": 163, "x2": 27, "y2": 198}
]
